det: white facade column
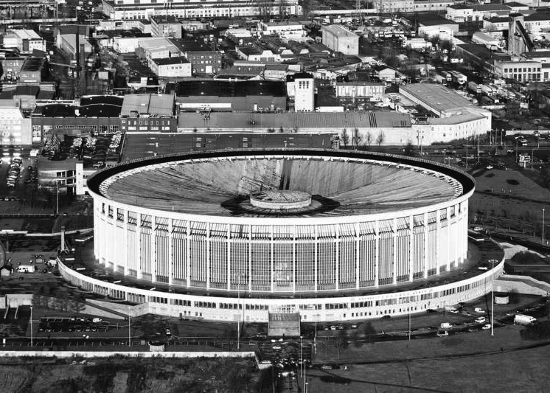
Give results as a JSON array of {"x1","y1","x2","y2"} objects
[
  {"x1": 168, "y1": 219, "x2": 173, "y2": 285},
  {"x1": 227, "y1": 226, "x2": 231, "y2": 291},
  {"x1": 123, "y1": 209, "x2": 129, "y2": 276},
  {"x1": 249, "y1": 225, "x2": 252, "y2": 292},
  {"x1": 463, "y1": 200, "x2": 469, "y2": 261},
  {"x1": 436, "y1": 209, "x2": 441, "y2": 275},
  {"x1": 392, "y1": 218, "x2": 397, "y2": 285},
  {"x1": 186, "y1": 221, "x2": 191, "y2": 287},
  {"x1": 335, "y1": 225, "x2": 339, "y2": 291},
  {"x1": 374, "y1": 220, "x2": 379, "y2": 288},
  {"x1": 446, "y1": 207, "x2": 451, "y2": 271},
  {"x1": 270, "y1": 225, "x2": 274, "y2": 292},
  {"x1": 151, "y1": 215, "x2": 157, "y2": 283},
  {"x1": 206, "y1": 222, "x2": 210, "y2": 290},
  {"x1": 314, "y1": 225, "x2": 318, "y2": 293},
  {"x1": 293, "y1": 225, "x2": 296, "y2": 294},
  {"x1": 136, "y1": 213, "x2": 143, "y2": 279},
  {"x1": 355, "y1": 222, "x2": 360, "y2": 290},
  {"x1": 423, "y1": 212, "x2": 428, "y2": 278},
  {"x1": 409, "y1": 215, "x2": 414, "y2": 282}
]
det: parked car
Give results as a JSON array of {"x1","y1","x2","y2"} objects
[{"x1": 475, "y1": 316, "x2": 486, "y2": 324}]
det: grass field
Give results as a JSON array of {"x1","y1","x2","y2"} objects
[
  {"x1": 468, "y1": 167, "x2": 550, "y2": 236},
  {"x1": 309, "y1": 325, "x2": 550, "y2": 393}
]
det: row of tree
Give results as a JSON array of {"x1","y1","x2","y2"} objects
[{"x1": 340, "y1": 128, "x2": 385, "y2": 148}]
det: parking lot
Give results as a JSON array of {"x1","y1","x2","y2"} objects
[{"x1": 38, "y1": 316, "x2": 110, "y2": 335}]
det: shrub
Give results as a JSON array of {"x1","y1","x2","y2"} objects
[
  {"x1": 511, "y1": 251, "x2": 544, "y2": 265},
  {"x1": 520, "y1": 321, "x2": 550, "y2": 341},
  {"x1": 507, "y1": 179, "x2": 519, "y2": 185}
]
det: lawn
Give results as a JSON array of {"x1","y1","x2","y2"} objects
[
  {"x1": 468, "y1": 167, "x2": 550, "y2": 235},
  {"x1": 308, "y1": 325, "x2": 550, "y2": 393}
]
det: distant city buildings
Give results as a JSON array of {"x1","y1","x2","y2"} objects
[{"x1": 101, "y1": 0, "x2": 302, "y2": 20}]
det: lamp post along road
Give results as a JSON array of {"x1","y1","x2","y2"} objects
[
  {"x1": 490, "y1": 259, "x2": 497, "y2": 337},
  {"x1": 542, "y1": 208, "x2": 545, "y2": 244},
  {"x1": 30, "y1": 306, "x2": 33, "y2": 347},
  {"x1": 128, "y1": 306, "x2": 131, "y2": 347}
]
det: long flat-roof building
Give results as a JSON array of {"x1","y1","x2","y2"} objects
[
  {"x1": 120, "y1": 94, "x2": 177, "y2": 133},
  {"x1": 399, "y1": 83, "x2": 477, "y2": 117},
  {"x1": 400, "y1": 83, "x2": 492, "y2": 141},
  {"x1": 101, "y1": 0, "x2": 302, "y2": 20}
]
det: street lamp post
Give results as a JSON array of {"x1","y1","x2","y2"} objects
[
  {"x1": 30, "y1": 306, "x2": 33, "y2": 347},
  {"x1": 300, "y1": 336, "x2": 304, "y2": 382},
  {"x1": 542, "y1": 208, "x2": 545, "y2": 244},
  {"x1": 128, "y1": 306, "x2": 131, "y2": 347},
  {"x1": 56, "y1": 180, "x2": 59, "y2": 215},
  {"x1": 490, "y1": 259, "x2": 496, "y2": 337}
]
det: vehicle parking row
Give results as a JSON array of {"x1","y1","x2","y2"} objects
[
  {"x1": 38, "y1": 317, "x2": 110, "y2": 334},
  {"x1": 5, "y1": 157, "x2": 22, "y2": 188}
]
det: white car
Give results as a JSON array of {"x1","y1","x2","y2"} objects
[
  {"x1": 475, "y1": 316, "x2": 486, "y2": 324},
  {"x1": 482, "y1": 324, "x2": 491, "y2": 330}
]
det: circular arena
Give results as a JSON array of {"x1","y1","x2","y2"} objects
[{"x1": 60, "y1": 149, "x2": 504, "y2": 323}]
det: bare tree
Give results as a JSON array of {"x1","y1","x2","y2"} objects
[
  {"x1": 352, "y1": 127, "x2": 362, "y2": 149},
  {"x1": 376, "y1": 131, "x2": 385, "y2": 146},
  {"x1": 341, "y1": 128, "x2": 350, "y2": 147},
  {"x1": 333, "y1": 330, "x2": 349, "y2": 360},
  {"x1": 365, "y1": 131, "x2": 373, "y2": 147}
]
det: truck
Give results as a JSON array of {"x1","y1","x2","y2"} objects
[
  {"x1": 450, "y1": 71, "x2": 467, "y2": 85},
  {"x1": 433, "y1": 74, "x2": 446, "y2": 84},
  {"x1": 467, "y1": 81, "x2": 481, "y2": 94},
  {"x1": 404, "y1": 37, "x2": 431, "y2": 51},
  {"x1": 441, "y1": 70, "x2": 452, "y2": 82},
  {"x1": 514, "y1": 314, "x2": 536, "y2": 325},
  {"x1": 480, "y1": 84, "x2": 496, "y2": 97},
  {"x1": 17, "y1": 265, "x2": 36, "y2": 273}
]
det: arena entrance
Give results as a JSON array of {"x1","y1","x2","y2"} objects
[{"x1": 268, "y1": 311, "x2": 301, "y2": 337}]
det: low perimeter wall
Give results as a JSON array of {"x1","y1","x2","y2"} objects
[{"x1": 0, "y1": 351, "x2": 256, "y2": 359}]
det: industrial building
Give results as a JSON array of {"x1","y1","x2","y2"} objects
[{"x1": 321, "y1": 25, "x2": 359, "y2": 56}]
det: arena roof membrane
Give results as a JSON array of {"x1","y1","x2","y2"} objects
[{"x1": 89, "y1": 149, "x2": 474, "y2": 218}]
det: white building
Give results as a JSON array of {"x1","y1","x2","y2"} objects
[
  {"x1": 96, "y1": 19, "x2": 152, "y2": 34},
  {"x1": 335, "y1": 81, "x2": 385, "y2": 101},
  {"x1": 291, "y1": 73, "x2": 315, "y2": 112},
  {"x1": 414, "y1": 0, "x2": 454, "y2": 12},
  {"x1": 399, "y1": 83, "x2": 491, "y2": 143},
  {"x1": 493, "y1": 59, "x2": 542, "y2": 83},
  {"x1": 321, "y1": 25, "x2": 359, "y2": 56},
  {"x1": 112, "y1": 37, "x2": 143, "y2": 53},
  {"x1": 0, "y1": 105, "x2": 32, "y2": 146},
  {"x1": 151, "y1": 57, "x2": 192, "y2": 78},
  {"x1": 2, "y1": 30, "x2": 46, "y2": 54},
  {"x1": 101, "y1": 0, "x2": 302, "y2": 20},
  {"x1": 258, "y1": 20, "x2": 306, "y2": 41}
]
